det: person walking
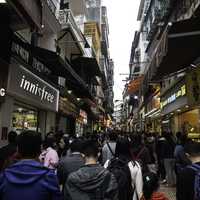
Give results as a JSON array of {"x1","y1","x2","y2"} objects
[
  {"x1": 39, "y1": 136, "x2": 59, "y2": 170},
  {"x1": 163, "y1": 132, "x2": 176, "y2": 187},
  {"x1": 57, "y1": 138, "x2": 85, "y2": 187},
  {"x1": 0, "y1": 131, "x2": 62, "y2": 200},
  {"x1": 105, "y1": 138, "x2": 143, "y2": 200},
  {"x1": 102, "y1": 132, "x2": 117, "y2": 164},
  {"x1": 176, "y1": 141, "x2": 200, "y2": 200},
  {"x1": 64, "y1": 139, "x2": 118, "y2": 200}
]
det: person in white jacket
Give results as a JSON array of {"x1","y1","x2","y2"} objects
[{"x1": 104, "y1": 139, "x2": 143, "y2": 200}]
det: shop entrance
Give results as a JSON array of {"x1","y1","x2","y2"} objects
[{"x1": 12, "y1": 104, "x2": 38, "y2": 134}]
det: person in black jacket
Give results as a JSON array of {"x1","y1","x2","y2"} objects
[
  {"x1": 163, "y1": 132, "x2": 176, "y2": 186},
  {"x1": 0, "y1": 131, "x2": 17, "y2": 171},
  {"x1": 176, "y1": 141, "x2": 200, "y2": 200},
  {"x1": 64, "y1": 139, "x2": 118, "y2": 200}
]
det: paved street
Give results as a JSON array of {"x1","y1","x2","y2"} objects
[{"x1": 160, "y1": 185, "x2": 176, "y2": 200}]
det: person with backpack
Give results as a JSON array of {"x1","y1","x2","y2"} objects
[
  {"x1": 130, "y1": 134, "x2": 151, "y2": 174},
  {"x1": 140, "y1": 172, "x2": 169, "y2": 200},
  {"x1": 64, "y1": 139, "x2": 118, "y2": 200},
  {"x1": 0, "y1": 131, "x2": 62, "y2": 200},
  {"x1": 105, "y1": 138, "x2": 143, "y2": 200},
  {"x1": 176, "y1": 141, "x2": 200, "y2": 200},
  {"x1": 102, "y1": 132, "x2": 117, "y2": 164}
]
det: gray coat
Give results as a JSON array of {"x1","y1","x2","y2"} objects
[
  {"x1": 57, "y1": 153, "x2": 84, "y2": 185},
  {"x1": 64, "y1": 164, "x2": 118, "y2": 200}
]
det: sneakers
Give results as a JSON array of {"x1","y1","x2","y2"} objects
[{"x1": 160, "y1": 179, "x2": 167, "y2": 184}]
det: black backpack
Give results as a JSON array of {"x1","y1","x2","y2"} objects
[{"x1": 107, "y1": 157, "x2": 133, "y2": 200}]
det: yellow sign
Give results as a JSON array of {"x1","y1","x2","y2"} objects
[{"x1": 161, "y1": 85, "x2": 186, "y2": 109}]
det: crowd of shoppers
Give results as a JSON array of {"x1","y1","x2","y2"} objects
[{"x1": 0, "y1": 129, "x2": 198, "y2": 200}]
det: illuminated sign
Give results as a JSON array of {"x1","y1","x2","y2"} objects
[
  {"x1": 7, "y1": 62, "x2": 59, "y2": 112},
  {"x1": 0, "y1": 88, "x2": 6, "y2": 97},
  {"x1": 161, "y1": 85, "x2": 186, "y2": 109}
]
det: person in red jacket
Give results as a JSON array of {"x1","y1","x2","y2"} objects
[{"x1": 140, "y1": 172, "x2": 169, "y2": 200}]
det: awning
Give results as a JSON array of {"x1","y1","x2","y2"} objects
[
  {"x1": 127, "y1": 75, "x2": 144, "y2": 94},
  {"x1": 72, "y1": 56, "x2": 102, "y2": 77},
  {"x1": 32, "y1": 47, "x2": 93, "y2": 98},
  {"x1": 12, "y1": 34, "x2": 93, "y2": 99},
  {"x1": 153, "y1": 18, "x2": 200, "y2": 79}
]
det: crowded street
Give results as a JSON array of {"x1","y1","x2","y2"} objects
[{"x1": 1, "y1": 0, "x2": 200, "y2": 199}]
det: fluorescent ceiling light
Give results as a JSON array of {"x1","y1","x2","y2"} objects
[{"x1": 0, "y1": 0, "x2": 6, "y2": 3}]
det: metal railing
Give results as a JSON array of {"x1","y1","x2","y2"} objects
[
  {"x1": 46, "y1": 0, "x2": 57, "y2": 15},
  {"x1": 174, "y1": 0, "x2": 200, "y2": 19},
  {"x1": 59, "y1": 9, "x2": 89, "y2": 56}
]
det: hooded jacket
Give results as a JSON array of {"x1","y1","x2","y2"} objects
[
  {"x1": 64, "y1": 164, "x2": 118, "y2": 200},
  {"x1": 0, "y1": 160, "x2": 62, "y2": 200}
]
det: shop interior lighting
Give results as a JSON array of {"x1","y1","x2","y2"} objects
[
  {"x1": 0, "y1": 0, "x2": 6, "y2": 3},
  {"x1": 162, "y1": 120, "x2": 170, "y2": 124},
  {"x1": 68, "y1": 90, "x2": 72, "y2": 94},
  {"x1": 177, "y1": 109, "x2": 181, "y2": 112},
  {"x1": 185, "y1": 105, "x2": 189, "y2": 108},
  {"x1": 170, "y1": 113, "x2": 174, "y2": 115},
  {"x1": 77, "y1": 98, "x2": 81, "y2": 101}
]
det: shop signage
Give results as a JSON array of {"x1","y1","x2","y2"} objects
[
  {"x1": 11, "y1": 36, "x2": 51, "y2": 75},
  {"x1": 78, "y1": 109, "x2": 87, "y2": 124},
  {"x1": 161, "y1": 85, "x2": 186, "y2": 109},
  {"x1": 59, "y1": 97, "x2": 79, "y2": 117},
  {"x1": 0, "y1": 88, "x2": 6, "y2": 97},
  {"x1": 7, "y1": 61, "x2": 59, "y2": 112},
  {"x1": 0, "y1": 63, "x2": 9, "y2": 102}
]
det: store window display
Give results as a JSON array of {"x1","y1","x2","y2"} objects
[{"x1": 12, "y1": 105, "x2": 38, "y2": 134}]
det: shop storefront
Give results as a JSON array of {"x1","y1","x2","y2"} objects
[
  {"x1": 58, "y1": 97, "x2": 79, "y2": 135},
  {"x1": 161, "y1": 80, "x2": 187, "y2": 133},
  {"x1": 0, "y1": 58, "x2": 59, "y2": 141},
  {"x1": 145, "y1": 92, "x2": 161, "y2": 133},
  {"x1": 160, "y1": 79, "x2": 195, "y2": 135},
  {"x1": 76, "y1": 109, "x2": 88, "y2": 136}
]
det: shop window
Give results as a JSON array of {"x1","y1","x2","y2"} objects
[
  {"x1": 178, "y1": 109, "x2": 200, "y2": 140},
  {"x1": 12, "y1": 105, "x2": 38, "y2": 134}
]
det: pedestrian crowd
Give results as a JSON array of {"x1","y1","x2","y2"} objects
[{"x1": 0, "y1": 130, "x2": 199, "y2": 200}]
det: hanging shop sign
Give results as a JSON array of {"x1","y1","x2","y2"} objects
[
  {"x1": 59, "y1": 97, "x2": 79, "y2": 117},
  {"x1": 78, "y1": 109, "x2": 88, "y2": 125},
  {"x1": 160, "y1": 84, "x2": 186, "y2": 109},
  {"x1": 7, "y1": 60, "x2": 59, "y2": 112}
]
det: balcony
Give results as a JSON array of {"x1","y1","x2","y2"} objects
[
  {"x1": 145, "y1": 6, "x2": 161, "y2": 41},
  {"x1": 174, "y1": 0, "x2": 200, "y2": 20},
  {"x1": 42, "y1": 0, "x2": 61, "y2": 33},
  {"x1": 59, "y1": 9, "x2": 88, "y2": 55},
  {"x1": 7, "y1": 0, "x2": 42, "y2": 30}
]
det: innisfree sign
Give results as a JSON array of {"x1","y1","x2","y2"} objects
[{"x1": 7, "y1": 60, "x2": 59, "y2": 112}]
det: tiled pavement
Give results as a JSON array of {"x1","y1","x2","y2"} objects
[{"x1": 160, "y1": 185, "x2": 176, "y2": 200}]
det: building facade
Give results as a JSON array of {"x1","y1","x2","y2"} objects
[
  {"x1": 126, "y1": 0, "x2": 200, "y2": 139},
  {"x1": 0, "y1": 0, "x2": 115, "y2": 146}
]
